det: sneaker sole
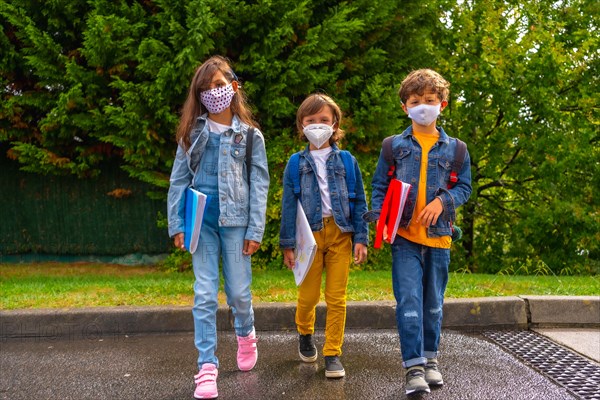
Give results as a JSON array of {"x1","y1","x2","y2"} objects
[
  {"x1": 426, "y1": 379, "x2": 443, "y2": 386},
  {"x1": 325, "y1": 369, "x2": 345, "y2": 378},
  {"x1": 194, "y1": 393, "x2": 218, "y2": 399},
  {"x1": 238, "y1": 357, "x2": 257, "y2": 372},
  {"x1": 405, "y1": 387, "x2": 431, "y2": 395},
  {"x1": 299, "y1": 350, "x2": 318, "y2": 363}
]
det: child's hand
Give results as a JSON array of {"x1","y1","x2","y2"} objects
[
  {"x1": 243, "y1": 240, "x2": 261, "y2": 256},
  {"x1": 354, "y1": 243, "x2": 368, "y2": 264},
  {"x1": 377, "y1": 220, "x2": 390, "y2": 243},
  {"x1": 283, "y1": 248, "x2": 295, "y2": 270},
  {"x1": 173, "y1": 233, "x2": 185, "y2": 251},
  {"x1": 416, "y1": 197, "x2": 443, "y2": 227}
]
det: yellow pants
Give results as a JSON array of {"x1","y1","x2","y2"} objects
[{"x1": 296, "y1": 217, "x2": 353, "y2": 356}]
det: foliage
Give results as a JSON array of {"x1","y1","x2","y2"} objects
[
  {"x1": 158, "y1": 248, "x2": 192, "y2": 273},
  {"x1": 436, "y1": 0, "x2": 599, "y2": 274},
  {"x1": 1, "y1": 0, "x2": 598, "y2": 274}
]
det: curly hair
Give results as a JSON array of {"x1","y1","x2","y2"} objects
[{"x1": 398, "y1": 69, "x2": 450, "y2": 104}]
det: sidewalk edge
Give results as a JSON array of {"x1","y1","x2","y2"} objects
[{"x1": 1, "y1": 296, "x2": 598, "y2": 339}]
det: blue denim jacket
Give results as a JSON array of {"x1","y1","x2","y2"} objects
[
  {"x1": 366, "y1": 125, "x2": 472, "y2": 237},
  {"x1": 167, "y1": 114, "x2": 270, "y2": 243},
  {"x1": 279, "y1": 144, "x2": 369, "y2": 248}
]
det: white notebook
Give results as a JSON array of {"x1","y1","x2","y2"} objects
[{"x1": 293, "y1": 200, "x2": 317, "y2": 286}]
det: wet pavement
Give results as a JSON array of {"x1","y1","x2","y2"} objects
[{"x1": 0, "y1": 329, "x2": 589, "y2": 400}]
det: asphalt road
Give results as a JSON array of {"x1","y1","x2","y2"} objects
[{"x1": 0, "y1": 329, "x2": 584, "y2": 400}]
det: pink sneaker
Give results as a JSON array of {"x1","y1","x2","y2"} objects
[
  {"x1": 194, "y1": 363, "x2": 218, "y2": 399},
  {"x1": 237, "y1": 328, "x2": 258, "y2": 371}
]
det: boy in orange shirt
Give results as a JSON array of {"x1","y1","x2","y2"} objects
[{"x1": 366, "y1": 69, "x2": 472, "y2": 395}]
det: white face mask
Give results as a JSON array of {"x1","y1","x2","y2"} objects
[
  {"x1": 406, "y1": 103, "x2": 441, "y2": 126},
  {"x1": 303, "y1": 123, "x2": 335, "y2": 149}
]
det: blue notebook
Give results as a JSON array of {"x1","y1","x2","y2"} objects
[{"x1": 184, "y1": 187, "x2": 210, "y2": 254}]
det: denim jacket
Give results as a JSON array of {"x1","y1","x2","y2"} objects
[
  {"x1": 365, "y1": 125, "x2": 472, "y2": 238},
  {"x1": 279, "y1": 144, "x2": 369, "y2": 249},
  {"x1": 167, "y1": 114, "x2": 270, "y2": 243}
]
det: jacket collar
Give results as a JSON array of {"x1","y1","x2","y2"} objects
[
  {"x1": 197, "y1": 113, "x2": 243, "y2": 133},
  {"x1": 402, "y1": 125, "x2": 450, "y2": 145},
  {"x1": 300, "y1": 142, "x2": 340, "y2": 156}
]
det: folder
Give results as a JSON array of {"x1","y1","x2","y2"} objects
[
  {"x1": 374, "y1": 179, "x2": 411, "y2": 248},
  {"x1": 293, "y1": 200, "x2": 317, "y2": 286},
  {"x1": 184, "y1": 187, "x2": 210, "y2": 254}
]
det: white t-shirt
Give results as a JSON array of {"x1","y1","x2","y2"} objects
[
  {"x1": 207, "y1": 118, "x2": 231, "y2": 134},
  {"x1": 309, "y1": 146, "x2": 333, "y2": 217}
]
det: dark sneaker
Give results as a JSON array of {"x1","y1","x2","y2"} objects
[
  {"x1": 298, "y1": 334, "x2": 317, "y2": 362},
  {"x1": 324, "y1": 356, "x2": 345, "y2": 378},
  {"x1": 405, "y1": 366, "x2": 430, "y2": 395},
  {"x1": 424, "y1": 358, "x2": 443, "y2": 386}
]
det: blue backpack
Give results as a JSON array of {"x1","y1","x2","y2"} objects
[{"x1": 288, "y1": 150, "x2": 356, "y2": 216}]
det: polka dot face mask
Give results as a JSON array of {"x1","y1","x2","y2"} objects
[{"x1": 200, "y1": 83, "x2": 235, "y2": 115}]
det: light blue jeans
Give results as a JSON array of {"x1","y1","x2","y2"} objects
[
  {"x1": 391, "y1": 236, "x2": 450, "y2": 368},
  {"x1": 192, "y1": 198, "x2": 254, "y2": 369}
]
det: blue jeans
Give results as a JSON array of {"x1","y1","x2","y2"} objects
[
  {"x1": 192, "y1": 198, "x2": 254, "y2": 369},
  {"x1": 391, "y1": 236, "x2": 450, "y2": 368}
]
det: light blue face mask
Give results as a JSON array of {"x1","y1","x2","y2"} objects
[{"x1": 407, "y1": 103, "x2": 441, "y2": 126}]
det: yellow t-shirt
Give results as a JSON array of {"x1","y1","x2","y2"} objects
[{"x1": 397, "y1": 131, "x2": 451, "y2": 249}]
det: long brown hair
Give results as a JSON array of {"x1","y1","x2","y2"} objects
[{"x1": 176, "y1": 56, "x2": 258, "y2": 150}]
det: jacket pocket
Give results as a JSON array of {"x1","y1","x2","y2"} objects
[
  {"x1": 437, "y1": 157, "x2": 452, "y2": 187},
  {"x1": 334, "y1": 166, "x2": 350, "y2": 219},
  {"x1": 201, "y1": 145, "x2": 218, "y2": 175},
  {"x1": 394, "y1": 148, "x2": 413, "y2": 179}
]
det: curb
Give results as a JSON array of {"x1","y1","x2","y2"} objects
[{"x1": 1, "y1": 296, "x2": 598, "y2": 339}]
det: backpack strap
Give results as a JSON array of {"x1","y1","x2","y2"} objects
[
  {"x1": 289, "y1": 150, "x2": 356, "y2": 217},
  {"x1": 340, "y1": 150, "x2": 356, "y2": 216},
  {"x1": 448, "y1": 139, "x2": 466, "y2": 188},
  {"x1": 246, "y1": 127, "x2": 254, "y2": 183},
  {"x1": 382, "y1": 136, "x2": 395, "y2": 177},
  {"x1": 288, "y1": 152, "x2": 301, "y2": 198}
]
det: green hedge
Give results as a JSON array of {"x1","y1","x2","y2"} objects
[{"x1": 0, "y1": 148, "x2": 169, "y2": 256}]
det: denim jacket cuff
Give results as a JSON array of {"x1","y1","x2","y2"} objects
[
  {"x1": 362, "y1": 209, "x2": 380, "y2": 223},
  {"x1": 353, "y1": 233, "x2": 369, "y2": 246},
  {"x1": 244, "y1": 226, "x2": 264, "y2": 243},
  {"x1": 168, "y1": 220, "x2": 184, "y2": 238},
  {"x1": 279, "y1": 238, "x2": 296, "y2": 249},
  {"x1": 435, "y1": 190, "x2": 456, "y2": 221}
]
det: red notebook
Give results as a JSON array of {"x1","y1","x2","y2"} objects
[{"x1": 374, "y1": 179, "x2": 411, "y2": 248}]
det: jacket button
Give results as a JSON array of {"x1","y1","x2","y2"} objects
[
  {"x1": 234, "y1": 150, "x2": 239, "y2": 155},
  {"x1": 223, "y1": 150, "x2": 227, "y2": 155},
  {"x1": 222, "y1": 172, "x2": 226, "y2": 177}
]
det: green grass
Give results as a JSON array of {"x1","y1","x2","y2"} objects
[{"x1": 0, "y1": 263, "x2": 598, "y2": 310}]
